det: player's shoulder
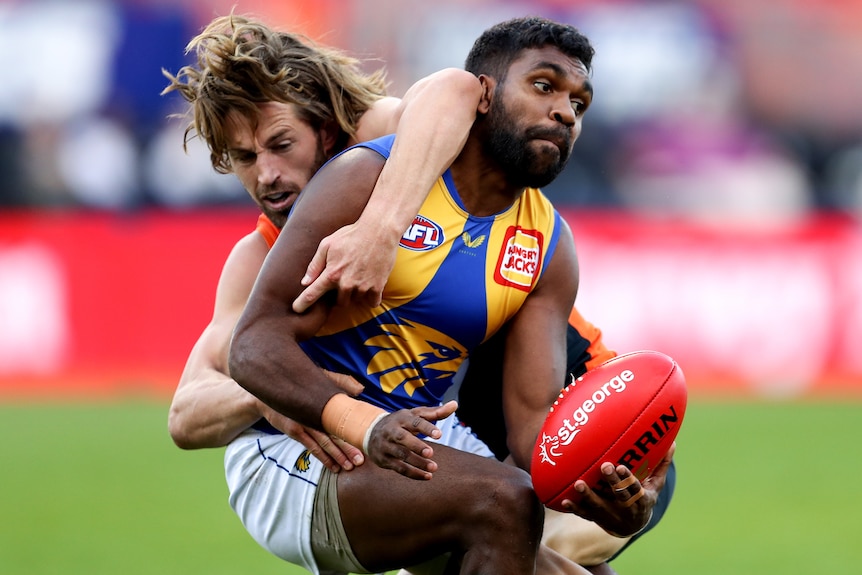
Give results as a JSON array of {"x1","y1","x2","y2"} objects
[
  {"x1": 353, "y1": 96, "x2": 402, "y2": 143},
  {"x1": 523, "y1": 186, "x2": 565, "y2": 224},
  {"x1": 235, "y1": 228, "x2": 270, "y2": 255},
  {"x1": 211, "y1": 231, "x2": 269, "y2": 315},
  {"x1": 223, "y1": 231, "x2": 269, "y2": 278},
  {"x1": 321, "y1": 136, "x2": 392, "y2": 178}
]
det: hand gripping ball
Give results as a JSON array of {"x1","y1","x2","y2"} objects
[{"x1": 531, "y1": 350, "x2": 687, "y2": 512}]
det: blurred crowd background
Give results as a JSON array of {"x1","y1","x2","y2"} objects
[{"x1": 2, "y1": 0, "x2": 862, "y2": 221}]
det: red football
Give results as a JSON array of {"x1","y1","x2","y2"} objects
[{"x1": 531, "y1": 350, "x2": 687, "y2": 512}]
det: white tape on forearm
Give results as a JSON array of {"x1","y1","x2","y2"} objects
[
  {"x1": 362, "y1": 412, "x2": 389, "y2": 455},
  {"x1": 321, "y1": 393, "x2": 387, "y2": 449},
  {"x1": 631, "y1": 507, "x2": 654, "y2": 537},
  {"x1": 604, "y1": 507, "x2": 654, "y2": 539}
]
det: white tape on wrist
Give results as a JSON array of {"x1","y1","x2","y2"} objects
[
  {"x1": 604, "y1": 507, "x2": 654, "y2": 539},
  {"x1": 629, "y1": 507, "x2": 654, "y2": 538},
  {"x1": 362, "y1": 412, "x2": 389, "y2": 454}
]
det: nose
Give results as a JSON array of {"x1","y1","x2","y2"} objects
[
  {"x1": 551, "y1": 96, "x2": 576, "y2": 128},
  {"x1": 256, "y1": 151, "x2": 280, "y2": 187}
]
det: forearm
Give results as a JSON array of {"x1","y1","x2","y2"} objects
[
  {"x1": 168, "y1": 369, "x2": 263, "y2": 449},
  {"x1": 233, "y1": 148, "x2": 387, "y2": 429},
  {"x1": 506, "y1": 411, "x2": 549, "y2": 472},
  {"x1": 360, "y1": 69, "x2": 480, "y2": 239},
  {"x1": 502, "y1": 318, "x2": 570, "y2": 471},
  {"x1": 229, "y1": 308, "x2": 341, "y2": 430}
]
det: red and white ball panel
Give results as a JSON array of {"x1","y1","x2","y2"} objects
[{"x1": 531, "y1": 350, "x2": 687, "y2": 512}]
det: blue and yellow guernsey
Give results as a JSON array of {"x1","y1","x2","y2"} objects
[{"x1": 300, "y1": 135, "x2": 563, "y2": 412}]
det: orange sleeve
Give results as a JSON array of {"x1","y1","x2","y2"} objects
[
  {"x1": 568, "y1": 306, "x2": 616, "y2": 371},
  {"x1": 255, "y1": 214, "x2": 280, "y2": 249}
]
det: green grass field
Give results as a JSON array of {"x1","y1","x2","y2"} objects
[{"x1": 1, "y1": 399, "x2": 860, "y2": 574}]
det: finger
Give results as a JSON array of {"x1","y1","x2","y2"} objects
[
  {"x1": 367, "y1": 412, "x2": 437, "y2": 457},
  {"x1": 331, "y1": 436, "x2": 365, "y2": 467},
  {"x1": 609, "y1": 465, "x2": 642, "y2": 496},
  {"x1": 662, "y1": 442, "x2": 676, "y2": 463},
  {"x1": 292, "y1": 275, "x2": 337, "y2": 313},
  {"x1": 384, "y1": 460, "x2": 435, "y2": 481},
  {"x1": 612, "y1": 473, "x2": 638, "y2": 493},
  {"x1": 642, "y1": 453, "x2": 673, "y2": 493},
  {"x1": 354, "y1": 282, "x2": 385, "y2": 308},
  {"x1": 438, "y1": 399, "x2": 458, "y2": 417},
  {"x1": 395, "y1": 426, "x2": 437, "y2": 459},
  {"x1": 609, "y1": 468, "x2": 652, "y2": 516},
  {"x1": 293, "y1": 429, "x2": 340, "y2": 472},
  {"x1": 611, "y1": 473, "x2": 639, "y2": 502},
  {"x1": 368, "y1": 433, "x2": 437, "y2": 480},
  {"x1": 300, "y1": 242, "x2": 330, "y2": 287},
  {"x1": 413, "y1": 400, "x2": 458, "y2": 424},
  {"x1": 361, "y1": 289, "x2": 384, "y2": 309},
  {"x1": 620, "y1": 486, "x2": 645, "y2": 508},
  {"x1": 573, "y1": 479, "x2": 602, "y2": 504},
  {"x1": 308, "y1": 429, "x2": 364, "y2": 469},
  {"x1": 378, "y1": 443, "x2": 438, "y2": 480},
  {"x1": 407, "y1": 402, "x2": 457, "y2": 440},
  {"x1": 336, "y1": 287, "x2": 352, "y2": 309},
  {"x1": 601, "y1": 461, "x2": 623, "y2": 485},
  {"x1": 321, "y1": 370, "x2": 365, "y2": 396},
  {"x1": 561, "y1": 480, "x2": 603, "y2": 515},
  {"x1": 644, "y1": 442, "x2": 675, "y2": 480}
]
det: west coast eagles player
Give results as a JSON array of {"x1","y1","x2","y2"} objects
[{"x1": 229, "y1": 17, "x2": 661, "y2": 575}]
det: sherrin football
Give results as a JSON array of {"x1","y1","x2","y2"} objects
[{"x1": 531, "y1": 350, "x2": 687, "y2": 512}]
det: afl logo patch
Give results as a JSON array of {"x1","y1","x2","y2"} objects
[
  {"x1": 494, "y1": 226, "x2": 544, "y2": 292},
  {"x1": 400, "y1": 215, "x2": 444, "y2": 251}
]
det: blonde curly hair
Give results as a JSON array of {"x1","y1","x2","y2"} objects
[{"x1": 163, "y1": 13, "x2": 388, "y2": 173}]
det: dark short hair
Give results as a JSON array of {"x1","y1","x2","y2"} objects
[{"x1": 465, "y1": 16, "x2": 594, "y2": 81}]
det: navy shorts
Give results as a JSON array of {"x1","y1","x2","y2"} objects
[{"x1": 610, "y1": 458, "x2": 677, "y2": 561}]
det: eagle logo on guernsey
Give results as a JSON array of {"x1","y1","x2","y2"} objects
[
  {"x1": 294, "y1": 450, "x2": 312, "y2": 473},
  {"x1": 400, "y1": 215, "x2": 443, "y2": 251},
  {"x1": 494, "y1": 226, "x2": 544, "y2": 292},
  {"x1": 365, "y1": 320, "x2": 466, "y2": 396}
]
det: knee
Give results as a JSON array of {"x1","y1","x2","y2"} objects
[
  {"x1": 472, "y1": 467, "x2": 544, "y2": 538},
  {"x1": 448, "y1": 467, "x2": 544, "y2": 573}
]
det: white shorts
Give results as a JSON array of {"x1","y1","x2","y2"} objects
[
  {"x1": 224, "y1": 412, "x2": 494, "y2": 574},
  {"x1": 430, "y1": 412, "x2": 495, "y2": 458}
]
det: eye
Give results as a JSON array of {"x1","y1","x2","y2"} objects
[
  {"x1": 230, "y1": 151, "x2": 256, "y2": 165},
  {"x1": 571, "y1": 101, "x2": 586, "y2": 117},
  {"x1": 533, "y1": 81, "x2": 552, "y2": 93},
  {"x1": 273, "y1": 140, "x2": 293, "y2": 153}
]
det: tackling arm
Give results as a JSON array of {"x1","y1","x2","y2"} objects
[
  {"x1": 293, "y1": 68, "x2": 482, "y2": 312},
  {"x1": 230, "y1": 147, "x2": 456, "y2": 479},
  {"x1": 168, "y1": 227, "x2": 366, "y2": 470},
  {"x1": 356, "y1": 68, "x2": 481, "y2": 239},
  {"x1": 168, "y1": 233, "x2": 271, "y2": 449},
  {"x1": 229, "y1": 147, "x2": 385, "y2": 430}
]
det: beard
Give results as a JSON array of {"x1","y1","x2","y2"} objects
[
  {"x1": 260, "y1": 136, "x2": 330, "y2": 230},
  {"x1": 482, "y1": 96, "x2": 572, "y2": 189}
]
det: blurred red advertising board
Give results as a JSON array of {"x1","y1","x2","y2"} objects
[
  {"x1": 0, "y1": 209, "x2": 859, "y2": 399},
  {"x1": 562, "y1": 209, "x2": 862, "y2": 398}
]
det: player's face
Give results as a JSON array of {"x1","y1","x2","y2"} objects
[
  {"x1": 224, "y1": 102, "x2": 332, "y2": 228},
  {"x1": 484, "y1": 46, "x2": 592, "y2": 188}
]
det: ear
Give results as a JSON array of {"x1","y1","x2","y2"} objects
[
  {"x1": 319, "y1": 121, "x2": 341, "y2": 156},
  {"x1": 477, "y1": 74, "x2": 496, "y2": 115}
]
